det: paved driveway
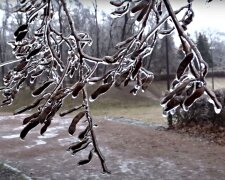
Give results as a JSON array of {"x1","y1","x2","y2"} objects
[{"x1": 0, "y1": 114, "x2": 225, "y2": 180}]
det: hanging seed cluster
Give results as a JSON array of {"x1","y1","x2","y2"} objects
[{"x1": 0, "y1": 0, "x2": 221, "y2": 173}]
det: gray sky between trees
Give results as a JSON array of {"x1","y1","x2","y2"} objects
[
  {"x1": 0, "y1": 0, "x2": 224, "y2": 39},
  {"x1": 81, "y1": 0, "x2": 225, "y2": 34}
]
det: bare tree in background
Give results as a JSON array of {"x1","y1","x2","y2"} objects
[
  {"x1": 0, "y1": 0, "x2": 10, "y2": 84},
  {"x1": 0, "y1": 0, "x2": 222, "y2": 173}
]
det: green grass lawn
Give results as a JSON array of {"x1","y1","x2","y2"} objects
[
  {"x1": 0, "y1": 80, "x2": 172, "y2": 125},
  {"x1": 206, "y1": 77, "x2": 225, "y2": 90},
  {"x1": 2, "y1": 78, "x2": 225, "y2": 125}
]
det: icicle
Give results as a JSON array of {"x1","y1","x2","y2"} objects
[
  {"x1": 162, "y1": 110, "x2": 168, "y2": 118},
  {"x1": 158, "y1": 33, "x2": 167, "y2": 39}
]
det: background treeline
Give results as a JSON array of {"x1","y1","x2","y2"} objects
[{"x1": 0, "y1": 0, "x2": 224, "y2": 88}]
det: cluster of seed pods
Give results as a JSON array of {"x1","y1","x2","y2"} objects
[{"x1": 0, "y1": 0, "x2": 221, "y2": 173}]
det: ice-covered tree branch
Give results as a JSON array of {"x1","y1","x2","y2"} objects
[{"x1": 0, "y1": 0, "x2": 221, "y2": 173}]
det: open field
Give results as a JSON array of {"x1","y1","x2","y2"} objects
[
  {"x1": 0, "y1": 80, "x2": 168, "y2": 125},
  {"x1": 1, "y1": 77, "x2": 225, "y2": 125},
  {"x1": 205, "y1": 77, "x2": 225, "y2": 90}
]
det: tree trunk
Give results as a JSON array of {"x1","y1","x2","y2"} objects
[
  {"x1": 121, "y1": 14, "x2": 128, "y2": 41},
  {"x1": 1, "y1": 0, "x2": 10, "y2": 85},
  {"x1": 94, "y1": 0, "x2": 100, "y2": 76}
]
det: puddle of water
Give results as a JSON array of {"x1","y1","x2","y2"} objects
[
  {"x1": 37, "y1": 126, "x2": 66, "y2": 139},
  {"x1": 25, "y1": 140, "x2": 47, "y2": 149},
  {"x1": 2, "y1": 134, "x2": 20, "y2": 139},
  {"x1": 3, "y1": 163, "x2": 32, "y2": 180},
  {"x1": 13, "y1": 126, "x2": 24, "y2": 131},
  {"x1": 38, "y1": 133, "x2": 58, "y2": 139},
  {"x1": 58, "y1": 137, "x2": 78, "y2": 146},
  {"x1": 35, "y1": 158, "x2": 43, "y2": 161},
  {"x1": 0, "y1": 114, "x2": 29, "y2": 122},
  {"x1": 119, "y1": 160, "x2": 133, "y2": 174},
  {"x1": 156, "y1": 157, "x2": 176, "y2": 170},
  {"x1": 0, "y1": 116, "x2": 8, "y2": 121},
  {"x1": 47, "y1": 126, "x2": 65, "y2": 131}
]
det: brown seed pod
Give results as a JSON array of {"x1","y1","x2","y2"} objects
[
  {"x1": 72, "y1": 142, "x2": 91, "y2": 155},
  {"x1": 115, "y1": 69, "x2": 130, "y2": 87},
  {"x1": 115, "y1": 36, "x2": 134, "y2": 49},
  {"x1": 131, "y1": 47, "x2": 145, "y2": 60},
  {"x1": 184, "y1": 86, "x2": 205, "y2": 108},
  {"x1": 27, "y1": 47, "x2": 42, "y2": 59},
  {"x1": 103, "y1": 56, "x2": 117, "y2": 64},
  {"x1": 171, "y1": 79, "x2": 180, "y2": 89},
  {"x1": 157, "y1": 1, "x2": 162, "y2": 15},
  {"x1": 137, "y1": 6, "x2": 148, "y2": 22},
  {"x1": 68, "y1": 111, "x2": 86, "y2": 135},
  {"x1": 131, "y1": 57, "x2": 142, "y2": 79},
  {"x1": 131, "y1": 1, "x2": 147, "y2": 14},
  {"x1": 60, "y1": 105, "x2": 83, "y2": 117},
  {"x1": 16, "y1": 30, "x2": 28, "y2": 42},
  {"x1": 14, "y1": 97, "x2": 44, "y2": 115},
  {"x1": 71, "y1": 82, "x2": 85, "y2": 98},
  {"x1": 23, "y1": 112, "x2": 40, "y2": 125},
  {"x1": 77, "y1": 150, "x2": 93, "y2": 166},
  {"x1": 20, "y1": 0, "x2": 27, "y2": 4},
  {"x1": 16, "y1": 77, "x2": 26, "y2": 90},
  {"x1": 183, "y1": 12, "x2": 194, "y2": 26},
  {"x1": 32, "y1": 80, "x2": 54, "y2": 96},
  {"x1": 180, "y1": 37, "x2": 191, "y2": 55},
  {"x1": 14, "y1": 24, "x2": 28, "y2": 37},
  {"x1": 78, "y1": 125, "x2": 90, "y2": 140},
  {"x1": 103, "y1": 75, "x2": 113, "y2": 84},
  {"x1": 141, "y1": 75, "x2": 154, "y2": 91},
  {"x1": 110, "y1": 1, "x2": 124, "y2": 7},
  {"x1": 0, "y1": 98, "x2": 11, "y2": 106},
  {"x1": 88, "y1": 70, "x2": 114, "y2": 84},
  {"x1": 25, "y1": 4, "x2": 32, "y2": 11},
  {"x1": 47, "y1": 102, "x2": 62, "y2": 119},
  {"x1": 14, "y1": 59, "x2": 28, "y2": 72},
  {"x1": 40, "y1": 118, "x2": 52, "y2": 135},
  {"x1": 52, "y1": 90, "x2": 67, "y2": 102},
  {"x1": 111, "y1": 4, "x2": 129, "y2": 16},
  {"x1": 31, "y1": 69, "x2": 44, "y2": 78},
  {"x1": 67, "y1": 138, "x2": 89, "y2": 151},
  {"x1": 176, "y1": 53, "x2": 193, "y2": 79},
  {"x1": 164, "y1": 97, "x2": 183, "y2": 112},
  {"x1": 3, "y1": 71, "x2": 12, "y2": 83},
  {"x1": 20, "y1": 119, "x2": 39, "y2": 140},
  {"x1": 130, "y1": 88, "x2": 138, "y2": 95},
  {"x1": 142, "y1": 5, "x2": 151, "y2": 27},
  {"x1": 38, "y1": 106, "x2": 53, "y2": 124},
  {"x1": 161, "y1": 79, "x2": 191, "y2": 105},
  {"x1": 124, "y1": 77, "x2": 131, "y2": 87},
  {"x1": 90, "y1": 83, "x2": 113, "y2": 101}
]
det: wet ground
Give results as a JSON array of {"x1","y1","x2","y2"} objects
[{"x1": 1, "y1": 114, "x2": 225, "y2": 179}]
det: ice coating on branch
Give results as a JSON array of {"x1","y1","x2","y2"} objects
[
  {"x1": 1, "y1": 0, "x2": 222, "y2": 174},
  {"x1": 158, "y1": 33, "x2": 167, "y2": 39},
  {"x1": 207, "y1": 97, "x2": 222, "y2": 114}
]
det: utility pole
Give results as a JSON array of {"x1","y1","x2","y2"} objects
[
  {"x1": 210, "y1": 47, "x2": 215, "y2": 90},
  {"x1": 212, "y1": 59, "x2": 214, "y2": 90},
  {"x1": 165, "y1": 21, "x2": 173, "y2": 129},
  {"x1": 165, "y1": 21, "x2": 170, "y2": 90}
]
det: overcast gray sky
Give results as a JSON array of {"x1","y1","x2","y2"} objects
[
  {"x1": 1, "y1": 0, "x2": 225, "y2": 34},
  {"x1": 82, "y1": 0, "x2": 225, "y2": 34},
  {"x1": 172, "y1": 0, "x2": 225, "y2": 33}
]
